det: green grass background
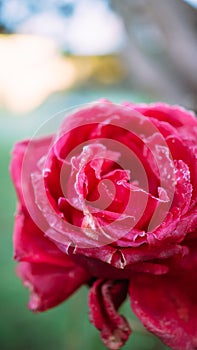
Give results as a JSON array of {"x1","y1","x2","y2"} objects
[{"x1": 0, "y1": 88, "x2": 169, "y2": 350}]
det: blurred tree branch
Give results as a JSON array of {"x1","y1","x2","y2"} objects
[
  {"x1": 111, "y1": 0, "x2": 197, "y2": 108},
  {"x1": 147, "y1": 0, "x2": 197, "y2": 91}
]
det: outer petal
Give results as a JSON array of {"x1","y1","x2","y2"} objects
[
  {"x1": 89, "y1": 279, "x2": 131, "y2": 350},
  {"x1": 69, "y1": 242, "x2": 188, "y2": 280},
  {"x1": 127, "y1": 102, "x2": 197, "y2": 130},
  {"x1": 129, "y1": 270, "x2": 197, "y2": 350},
  {"x1": 17, "y1": 261, "x2": 90, "y2": 312},
  {"x1": 14, "y1": 204, "x2": 75, "y2": 267},
  {"x1": 10, "y1": 137, "x2": 54, "y2": 238},
  {"x1": 10, "y1": 136, "x2": 52, "y2": 206}
]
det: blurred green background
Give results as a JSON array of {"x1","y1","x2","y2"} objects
[{"x1": 0, "y1": 0, "x2": 196, "y2": 349}]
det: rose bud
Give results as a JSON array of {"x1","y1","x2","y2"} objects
[{"x1": 10, "y1": 101, "x2": 197, "y2": 350}]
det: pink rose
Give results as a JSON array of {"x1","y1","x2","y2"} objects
[{"x1": 10, "y1": 101, "x2": 197, "y2": 349}]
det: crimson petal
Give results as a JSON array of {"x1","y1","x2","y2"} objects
[
  {"x1": 89, "y1": 279, "x2": 131, "y2": 349},
  {"x1": 18, "y1": 261, "x2": 90, "y2": 312},
  {"x1": 10, "y1": 137, "x2": 52, "y2": 206},
  {"x1": 129, "y1": 271, "x2": 197, "y2": 350},
  {"x1": 14, "y1": 204, "x2": 76, "y2": 268}
]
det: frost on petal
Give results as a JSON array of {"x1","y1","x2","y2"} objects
[
  {"x1": 129, "y1": 271, "x2": 197, "y2": 350},
  {"x1": 172, "y1": 160, "x2": 193, "y2": 215},
  {"x1": 13, "y1": 204, "x2": 76, "y2": 268},
  {"x1": 17, "y1": 261, "x2": 90, "y2": 311},
  {"x1": 182, "y1": 207, "x2": 197, "y2": 235},
  {"x1": 128, "y1": 102, "x2": 197, "y2": 128},
  {"x1": 89, "y1": 279, "x2": 131, "y2": 350},
  {"x1": 10, "y1": 137, "x2": 52, "y2": 206}
]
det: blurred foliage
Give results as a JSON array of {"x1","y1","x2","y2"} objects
[
  {"x1": 0, "y1": 88, "x2": 170, "y2": 350},
  {"x1": 0, "y1": 34, "x2": 127, "y2": 113},
  {"x1": 68, "y1": 55, "x2": 126, "y2": 85}
]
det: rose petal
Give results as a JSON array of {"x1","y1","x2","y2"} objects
[
  {"x1": 89, "y1": 279, "x2": 131, "y2": 350},
  {"x1": 172, "y1": 160, "x2": 193, "y2": 215},
  {"x1": 10, "y1": 137, "x2": 52, "y2": 206},
  {"x1": 14, "y1": 204, "x2": 76, "y2": 268},
  {"x1": 68, "y1": 242, "x2": 188, "y2": 280},
  {"x1": 127, "y1": 102, "x2": 197, "y2": 129},
  {"x1": 166, "y1": 136, "x2": 197, "y2": 207},
  {"x1": 129, "y1": 270, "x2": 197, "y2": 350},
  {"x1": 17, "y1": 261, "x2": 90, "y2": 311},
  {"x1": 182, "y1": 207, "x2": 197, "y2": 235},
  {"x1": 10, "y1": 136, "x2": 53, "y2": 239}
]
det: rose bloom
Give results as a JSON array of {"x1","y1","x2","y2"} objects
[{"x1": 10, "y1": 101, "x2": 197, "y2": 350}]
